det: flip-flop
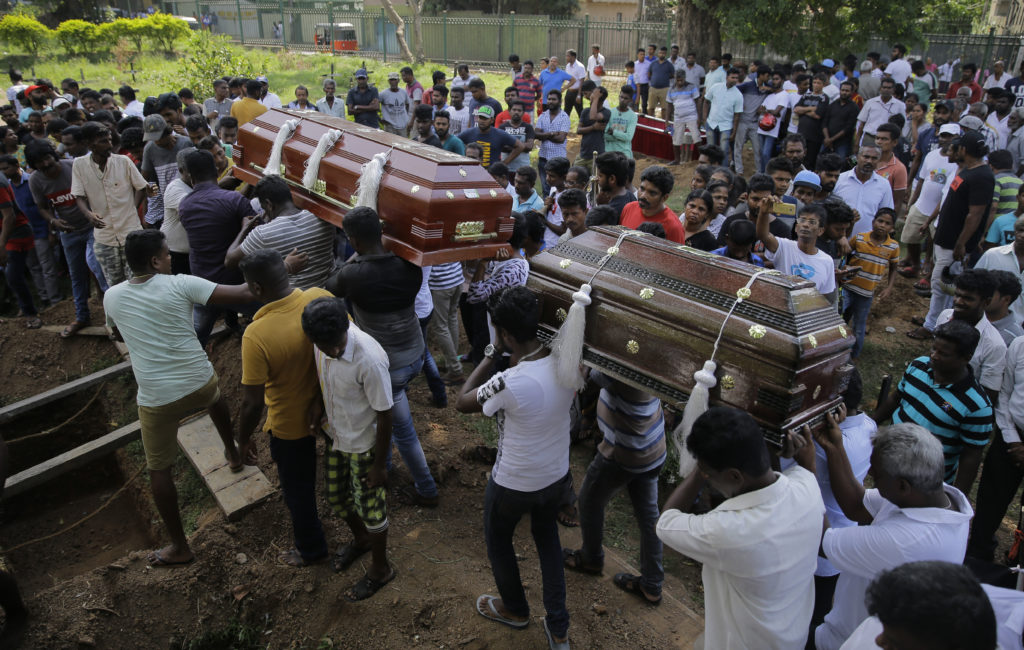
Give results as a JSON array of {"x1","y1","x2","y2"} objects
[
  {"x1": 562, "y1": 548, "x2": 602, "y2": 575},
  {"x1": 612, "y1": 572, "x2": 662, "y2": 606},
  {"x1": 906, "y1": 326, "x2": 934, "y2": 341},
  {"x1": 896, "y1": 266, "x2": 918, "y2": 278},
  {"x1": 147, "y1": 549, "x2": 195, "y2": 568},
  {"x1": 909, "y1": 316, "x2": 926, "y2": 327},
  {"x1": 224, "y1": 451, "x2": 244, "y2": 473},
  {"x1": 543, "y1": 618, "x2": 570, "y2": 650},
  {"x1": 475, "y1": 594, "x2": 529, "y2": 629},
  {"x1": 557, "y1": 506, "x2": 579, "y2": 528},
  {"x1": 25, "y1": 316, "x2": 41, "y2": 330},
  {"x1": 60, "y1": 320, "x2": 89, "y2": 338},
  {"x1": 344, "y1": 566, "x2": 397, "y2": 602},
  {"x1": 332, "y1": 542, "x2": 371, "y2": 573}
]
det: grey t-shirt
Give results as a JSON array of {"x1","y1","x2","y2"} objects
[
  {"x1": 28, "y1": 159, "x2": 90, "y2": 230},
  {"x1": 203, "y1": 97, "x2": 234, "y2": 127},
  {"x1": 378, "y1": 87, "x2": 411, "y2": 129},
  {"x1": 141, "y1": 135, "x2": 191, "y2": 225}
]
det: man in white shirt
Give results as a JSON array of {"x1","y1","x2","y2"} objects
[
  {"x1": 812, "y1": 419, "x2": 974, "y2": 650},
  {"x1": 939, "y1": 58, "x2": 961, "y2": 94},
  {"x1": 759, "y1": 201, "x2": 838, "y2": 301},
  {"x1": 257, "y1": 75, "x2": 282, "y2": 109},
  {"x1": 833, "y1": 146, "x2": 895, "y2": 236},
  {"x1": 855, "y1": 78, "x2": 905, "y2": 149},
  {"x1": 985, "y1": 60, "x2": 1011, "y2": 89},
  {"x1": 302, "y1": 297, "x2": 397, "y2": 601},
  {"x1": 455, "y1": 286, "x2": 576, "y2": 648},
  {"x1": 315, "y1": 79, "x2": 346, "y2": 118},
  {"x1": 657, "y1": 407, "x2": 824, "y2": 649},
  {"x1": 586, "y1": 44, "x2": 605, "y2": 86},
  {"x1": 975, "y1": 218, "x2": 1024, "y2": 323},
  {"x1": 564, "y1": 49, "x2": 588, "y2": 118},
  {"x1": 883, "y1": 43, "x2": 912, "y2": 87},
  {"x1": 899, "y1": 124, "x2": 958, "y2": 276}
]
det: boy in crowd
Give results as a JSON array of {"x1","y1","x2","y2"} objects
[
  {"x1": 717, "y1": 173, "x2": 792, "y2": 255},
  {"x1": 758, "y1": 201, "x2": 837, "y2": 301},
  {"x1": 985, "y1": 270, "x2": 1024, "y2": 345},
  {"x1": 844, "y1": 208, "x2": 900, "y2": 358},
  {"x1": 712, "y1": 218, "x2": 764, "y2": 267},
  {"x1": 984, "y1": 153, "x2": 1023, "y2": 249}
]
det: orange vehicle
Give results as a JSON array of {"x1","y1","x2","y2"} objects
[{"x1": 314, "y1": 22, "x2": 357, "y2": 52}]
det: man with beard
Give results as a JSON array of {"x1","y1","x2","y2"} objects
[
  {"x1": 499, "y1": 100, "x2": 534, "y2": 178},
  {"x1": 594, "y1": 151, "x2": 634, "y2": 222},
  {"x1": 821, "y1": 80, "x2": 859, "y2": 159},
  {"x1": 447, "y1": 86, "x2": 471, "y2": 136},
  {"x1": 432, "y1": 110, "x2": 464, "y2": 155},
  {"x1": 833, "y1": 145, "x2": 894, "y2": 236},
  {"x1": 605, "y1": 85, "x2": 637, "y2": 159},
  {"x1": 534, "y1": 90, "x2": 570, "y2": 195},
  {"x1": 899, "y1": 124, "x2": 959, "y2": 278},
  {"x1": 620, "y1": 165, "x2": 684, "y2": 243},
  {"x1": 854, "y1": 77, "x2": 904, "y2": 151},
  {"x1": 813, "y1": 153, "x2": 843, "y2": 201}
]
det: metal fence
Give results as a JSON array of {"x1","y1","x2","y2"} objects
[{"x1": 164, "y1": 3, "x2": 1024, "y2": 73}]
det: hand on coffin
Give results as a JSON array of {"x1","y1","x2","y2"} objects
[
  {"x1": 809, "y1": 404, "x2": 847, "y2": 454},
  {"x1": 493, "y1": 247, "x2": 511, "y2": 261},
  {"x1": 779, "y1": 426, "x2": 815, "y2": 471},
  {"x1": 284, "y1": 247, "x2": 309, "y2": 275}
]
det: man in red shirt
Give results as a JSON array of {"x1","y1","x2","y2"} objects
[
  {"x1": 946, "y1": 62, "x2": 983, "y2": 104},
  {"x1": 620, "y1": 165, "x2": 685, "y2": 243},
  {"x1": 512, "y1": 60, "x2": 542, "y2": 114}
]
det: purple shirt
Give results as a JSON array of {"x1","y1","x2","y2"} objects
[{"x1": 178, "y1": 181, "x2": 255, "y2": 284}]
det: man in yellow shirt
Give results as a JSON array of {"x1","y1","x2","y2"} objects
[
  {"x1": 230, "y1": 79, "x2": 269, "y2": 126},
  {"x1": 238, "y1": 248, "x2": 331, "y2": 567}
]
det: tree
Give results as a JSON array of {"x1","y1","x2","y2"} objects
[
  {"x1": 0, "y1": 13, "x2": 51, "y2": 61},
  {"x1": 107, "y1": 17, "x2": 147, "y2": 54},
  {"x1": 143, "y1": 13, "x2": 191, "y2": 53},
  {"x1": 378, "y1": 0, "x2": 416, "y2": 62},
  {"x1": 674, "y1": 0, "x2": 721, "y2": 64},
  {"x1": 55, "y1": 19, "x2": 99, "y2": 58},
  {"x1": 406, "y1": 0, "x2": 426, "y2": 63}
]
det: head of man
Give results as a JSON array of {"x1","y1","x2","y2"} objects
[
  {"x1": 636, "y1": 48, "x2": 646, "y2": 64},
  {"x1": 157, "y1": 93, "x2": 183, "y2": 127},
  {"x1": 557, "y1": 188, "x2": 588, "y2": 236},
  {"x1": 342, "y1": 205, "x2": 384, "y2": 254},
  {"x1": 467, "y1": 78, "x2": 487, "y2": 103},
  {"x1": 245, "y1": 79, "x2": 263, "y2": 99},
  {"x1": 891, "y1": 43, "x2": 906, "y2": 60},
  {"x1": 464, "y1": 143, "x2": 482, "y2": 161},
  {"x1": 865, "y1": 561, "x2": 996, "y2": 650},
  {"x1": 879, "y1": 77, "x2": 896, "y2": 101},
  {"x1": 239, "y1": 249, "x2": 290, "y2": 303},
  {"x1": 595, "y1": 151, "x2": 627, "y2": 194},
  {"x1": 870, "y1": 421, "x2": 950, "y2": 507},
  {"x1": 183, "y1": 149, "x2": 218, "y2": 186},
  {"x1": 929, "y1": 319, "x2": 980, "y2": 381},
  {"x1": 213, "y1": 79, "x2": 229, "y2": 101},
  {"x1": 637, "y1": 165, "x2": 674, "y2": 217},
  {"x1": 1014, "y1": 215, "x2": 1024, "y2": 256},
  {"x1": 411, "y1": 103, "x2": 433, "y2": 139},
  {"x1": 196, "y1": 135, "x2": 228, "y2": 174},
  {"x1": 513, "y1": 166, "x2": 537, "y2": 200},
  {"x1": 457, "y1": 63, "x2": 470, "y2": 80},
  {"x1": 400, "y1": 66, "x2": 415, "y2": 85},
  {"x1": 432, "y1": 84, "x2": 448, "y2": 108},
  {"x1": 547, "y1": 56, "x2": 560, "y2": 72},
  {"x1": 791, "y1": 170, "x2": 821, "y2": 204},
  {"x1": 855, "y1": 145, "x2": 881, "y2": 177},
  {"x1": 780, "y1": 134, "x2": 805, "y2": 166},
  {"x1": 765, "y1": 157, "x2": 794, "y2": 195},
  {"x1": 544, "y1": 156, "x2": 570, "y2": 192},
  {"x1": 254, "y1": 174, "x2": 296, "y2": 220},
  {"x1": 217, "y1": 116, "x2": 239, "y2": 146},
  {"x1": 185, "y1": 114, "x2": 210, "y2": 146},
  {"x1": 744, "y1": 174, "x2": 775, "y2": 218},
  {"x1": 958, "y1": 131, "x2": 989, "y2": 162},
  {"x1": 1010, "y1": 107, "x2": 1024, "y2": 133},
  {"x1": 25, "y1": 142, "x2": 61, "y2": 179},
  {"x1": 950, "y1": 268, "x2": 995, "y2": 325},
  {"x1": 0, "y1": 154, "x2": 20, "y2": 183},
  {"x1": 474, "y1": 105, "x2": 495, "y2": 132},
  {"x1": 792, "y1": 203, "x2": 826, "y2": 243},
  {"x1": 687, "y1": 407, "x2": 772, "y2": 499},
  {"x1": 82, "y1": 121, "x2": 112, "y2": 160},
  {"x1": 565, "y1": 49, "x2": 577, "y2": 64},
  {"x1": 994, "y1": 88, "x2": 1012, "y2": 116},
  {"x1": 450, "y1": 86, "x2": 465, "y2": 110},
  {"x1": 386, "y1": 72, "x2": 400, "y2": 91},
  {"x1": 174, "y1": 146, "x2": 195, "y2": 186},
  {"x1": 961, "y1": 62, "x2": 978, "y2": 82},
  {"x1": 487, "y1": 285, "x2": 540, "y2": 352},
  {"x1": 60, "y1": 126, "x2": 89, "y2": 158},
  {"x1": 433, "y1": 110, "x2": 451, "y2": 140},
  {"x1": 839, "y1": 80, "x2": 853, "y2": 102},
  {"x1": 301, "y1": 296, "x2": 351, "y2": 358},
  {"x1": 125, "y1": 229, "x2": 172, "y2": 277},
  {"x1": 293, "y1": 85, "x2": 309, "y2": 106},
  {"x1": 322, "y1": 79, "x2": 337, "y2": 99},
  {"x1": 874, "y1": 123, "x2": 900, "y2": 156}
]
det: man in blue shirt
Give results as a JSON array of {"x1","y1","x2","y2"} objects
[
  {"x1": 511, "y1": 166, "x2": 544, "y2": 214},
  {"x1": 733, "y1": 65, "x2": 771, "y2": 174},
  {"x1": 0, "y1": 155, "x2": 61, "y2": 306},
  {"x1": 539, "y1": 57, "x2": 574, "y2": 111},
  {"x1": 648, "y1": 46, "x2": 677, "y2": 120},
  {"x1": 703, "y1": 67, "x2": 744, "y2": 168}
]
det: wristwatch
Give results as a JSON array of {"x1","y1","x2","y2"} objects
[{"x1": 483, "y1": 344, "x2": 496, "y2": 360}]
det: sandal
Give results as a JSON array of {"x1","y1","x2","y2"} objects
[
  {"x1": 557, "y1": 505, "x2": 578, "y2": 528},
  {"x1": 332, "y1": 542, "x2": 371, "y2": 573},
  {"x1": 543, "y1": 618, "x2": 570, "y2": 650},
  {"x1": 914, "y1": 278, "x2": 930, "y2": 291},
  {"x1": 906, "y1": 326, "x2": 934, "y2": 340},
  {"x1": 475, "y1": 594, "x2": 529, "y2": 629},
  {"x1": 612, "y1": 572, "x2": 662, "y2": 606},
  {"x1": 60, "y1": 320, "x2": 89, "y2": 338},
  {"x1": 147, "y1": 548, "x2": 195, "y2": 568},
  {"x1": 909, "y1": 316, "x2": 925, "y2": 327},
  {"x1": 896, "y1": 265, "x2": 919, "y2": 279},
  {"x1": 278, "y1": 548, "x2": 327, "y2": 567},
  {"x1": 344, "y1": 566, "x2": 397, "y2": 601},
  {"x1": 562, "y1": 548, "x2": 602, "y2": 575},
  {"x1": 25, "y1": 316, "x2": 41, "y2": 329}
]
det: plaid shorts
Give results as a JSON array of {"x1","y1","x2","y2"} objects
[{"x1": 326, "y1": 448, "x2": 388, "y2": 533}]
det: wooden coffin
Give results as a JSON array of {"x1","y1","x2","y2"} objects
[
  {"x1": 528, "y1": 226, "x2": 854, "y2": 444},
  {"x1": 232, "y1": 108, "x2": 514, "y2": 265},
  {"x1": 633, "y1": 114, "x2": 705, "y2": 161}
]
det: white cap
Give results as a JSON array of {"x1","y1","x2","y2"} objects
[{"x1": 938, "y1": 123, "x2": 961, "y2": 136}]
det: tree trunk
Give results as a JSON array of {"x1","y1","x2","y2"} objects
[
  {"x1": 674, "y1": 0, "x2": 721, "y2": 64},
  {"x1": 407, "y1": 0, "x2": 425, "y2": 63},
  {"x1": 379, "y1": 0, "x2": 415, "y2": 62}
]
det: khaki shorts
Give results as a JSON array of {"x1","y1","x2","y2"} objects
[
  {"x1": 673, "y1": 120, "x2": 700, "y2": 146},
  {"x1": 138, "y1": 374, "x2": 220, "y2": 471},
  {"x1": 649, "y1": 86, "x2": 669, "y2": 116},
  {"x1": 900, "y1": 204, "x2": 935, "y2": 245}
]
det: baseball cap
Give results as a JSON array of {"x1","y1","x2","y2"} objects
[
  {"x1": 938, "y1": 123, "x2": 961, "y2": 136},
  {"x1": 143, "y1": 114, "x2": 168, "y2": 142},
  {"x1": 24, "y1": 84, "x2": 46, "y2": 95},
  {"x1": 793, "y1": 60, "x2": 806, "y2": 68},
  {"x1": 474, "y1": 105, "x2": 495, "y2": 118},
  {"x1": 933, "y1": 99, "x2": 954, "y2": 112},
  {"x1": 52, "y1": 97, "x2": 71, "y2": 109},
  {"x1": 958, "y1": 115, "x2": 984, "y2": 132},
  {"x1": 354, "y1": 68, "x2": 368, "y2": 79},
  {"x1": 256, "y1": 75, "x2": 269, "y2": 83},
  {"x1": 792, "y1": 170, "x2": 821, "y2": 190},
  {"x1": 822, "y1": 58, "x2": 835, "y2": 68},
  {"x1": 387, "y1": 72, "x2": 399, "y2": 80},
  {"x1": 592, "y1": 43, "x2": 600, "y2": 49},
  {"x1": 958, "y1": 129, "x2": 988, "y2": 156}
]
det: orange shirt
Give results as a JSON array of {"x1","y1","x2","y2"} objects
[{"x1": 620, "y1": 201, "x2": 685, "y2": 244}]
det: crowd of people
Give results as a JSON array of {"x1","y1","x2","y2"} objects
[{"x1": 1, "y1": 39, "x2": 1024, "y2": 650}]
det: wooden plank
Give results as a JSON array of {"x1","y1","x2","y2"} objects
[
  {"x1": 0, "y1": 360, "x2": 133, "y2": 424},
  {"x1": 40, "y1": 325, "x2": 110, "y2": 337},
  {"x1": 3, "y1": 421, "x2": 142, "y2": 498},
  {"x1": 177, "y1": 415, "x2": 276, "y2": 521}
]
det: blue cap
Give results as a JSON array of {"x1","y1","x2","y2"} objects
[
  {"x1": 822, "y1": 58, "x2": 835, "y2": 68},
  {"x1": 792, "y1": 170, "x2": 821, "y2": 190},
  {"x1": 354, "y1": 68, "x2": 368, "y2": 78}
]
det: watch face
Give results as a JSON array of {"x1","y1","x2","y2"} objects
[{"x1": 484, "y1": 344, "x2": 495, "y2": 357}]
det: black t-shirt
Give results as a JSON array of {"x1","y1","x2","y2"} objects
[
  {"x1": 685, "y1": 229, "x2": 717, "y2": 251},
  {"x1": 606, "y1": 190, "x2": 637, "y2": 222},
  {"x1": 415, "y1": 133, "x2": 443, "y2": 149},
  {"x1": 346, "y1": 86, "x2": 380, "y2": 128},
  {"x1": 458, "y1": 126, "x2": 518, "y2": 167},
  {"x1": 894, "y1": 135, "x2": 913, "y2": 168},
  {"x1": 821, "y1": 98, "x2": 859, "y2": 146},
  {"x1": 717, "y1": 212, "x2": 792, "y2": 254},
  {"x1": 935, "y1": 163, "x2": 995, "y2": 251},
  {"x1": 796, "y1": 94, "x2": 828, "y2": 142},
  {"x1": 579, "y1": 106, "x2": 611, "y2": 160}
]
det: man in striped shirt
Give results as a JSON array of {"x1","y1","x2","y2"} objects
[
  {"x1": 428, "y1": 261, "x2": 465, "y2": 383},
  {"x1": 563, "y1": 371, "x2": 666, "y2": 605},
  {"x1": 225, "y1": 175, "x2": 336, "y2": 290},
  {"x1": 876, "y1": 319, "x2": 993, "y2": 493}
]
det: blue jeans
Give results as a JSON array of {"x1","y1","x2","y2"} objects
[
  {"x1": 193, "y1": 300, "x2": 260, "y2": 346},
  {"x1": 843, "y1": 290, "x2": 873, "y2": 359},
  {"x1": 708, "y1": 127, "x2": 732, "y2": 167},
  {"x1": 3, "y1": 248, "x2": 37, "y2": 316},
  {"x1": 826, "y1": 141, "x2": 851, "y2": 161},
  {"x1": 60, "y1": 227, "x2": 101, "y2": 323},
  {"x1": 386, "y1": 357, "x2": 438, "y2": 498},
  {"x1": 418, "y1": 313, "x2": 447, "y2": 403},
  {"x1": 578, "y1": 453, "x2": 664, "y2": 596},
  {"x1": 758, "y1": 134, "x2": 777, "y2": 172},
  {"x1": 484, "y1": 473, "x2": 571, "y2": 638},
  {"x1": 268, "y1": 434, "x2": 328, "y2": 561}
]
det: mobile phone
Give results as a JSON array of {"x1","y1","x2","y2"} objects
[{"x1": 772, "y1": 201, "x2": 796, "y2": 216}]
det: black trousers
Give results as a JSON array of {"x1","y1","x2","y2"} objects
[{"x1": 967, "y1": 435, "x2": 1024, "y2": 561}]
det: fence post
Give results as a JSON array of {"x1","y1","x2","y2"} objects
[
  {"x1": 381, "y1": 8, "x2": 387, "y2": 63},
  {"x1": 583, "y1": 14, "x2": 589, "y2": 57},
  {"x1": 329, "y1": 3, "x2": 335, "y2": 55},
  {"x1": 278, "y1": 0, "x2": 287, "y2": 48},
  {"x1": 195, "y1": 0, "x2": 200, "y2": 25},
  {"x1": 443, "y1": 10, "x2": 448, "y2": 67},
  {"x1": 510, "y1": 11, "x2": 515, "y2": 60},
  {"x1": 235, "y1": 0, "x2": 244, "y2": 44},
  {"x1": 665, "y1": 18, "x2": 671, "y2": 48},
  {"x1": 983, "y1": 27, "x2": 996, "y2": 76}
]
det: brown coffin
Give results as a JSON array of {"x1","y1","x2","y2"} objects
[
  {"x1": 528, "y1": 226, "x2": 855, "y2": 444},
  {"x1": 231, "y1": 108, "x2": 514, "y2": 265}
]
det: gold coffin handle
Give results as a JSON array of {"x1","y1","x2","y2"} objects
[
  {"x1": 249, "y1": 162, "x2": 355, "y2": 211},
  {"x1": 453, "y1": 220, "x2": 498, "y2": 242}
]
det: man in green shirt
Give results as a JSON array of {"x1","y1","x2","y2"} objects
[{"x1": 605, "y1": 85, "x2": 638, "y2": 158}]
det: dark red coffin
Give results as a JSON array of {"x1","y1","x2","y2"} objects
[
  {"x1": 632, "y1": 114, "x2": 704, "y2": 161},
  {"x1": 232, "y1": 108, "x2": 514, "y2": 265},
  {"x1": 528, "y1": 226, "x2": 855, "y2": 444}
]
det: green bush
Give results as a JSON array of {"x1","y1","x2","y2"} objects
[
  {"x1": 0, "y1": 13, "x2": 51, "y2": 60},
  {"x1": 143, "y1": 12, "x2": 191, "y2": 53},
  {"x1": 106, "y1": 17, "x2": 147, "y2": 54},
  {"x1": 55, "y1": 19, "x2": 101, "y2": 58},
  {"x1": 147, "y1": 31, "x2": 268, "y2": 101}
]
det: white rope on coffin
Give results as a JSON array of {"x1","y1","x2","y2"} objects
[
  {"x1": 302, "y1": 128, "x2": 343, "y2": 190},
  {"x1": 673, "y1": 268, "x2": 772, "y2": 479},
  {"x1": 354, "y1": 150, "x2": 391, "y2": 210},
  {"x1": 264, "y1": 118, "x2": 300, "y2": 176}
]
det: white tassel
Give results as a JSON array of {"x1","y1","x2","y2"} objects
[
  {"x1": 354, "y1": 151, "x2": 390, "y2": 210},
  {"x1": 302, "y1": 128, "x2": 343, "y2": 190},
  {"x1": 675, "y1": 360, "x2": 718, "y2": 478},
  {"x1": 264, "y1": 118, "x2": 299, "y2": 176},
  {"x1": 551, "y1": 284, "x2": 591, "y2": 391}
]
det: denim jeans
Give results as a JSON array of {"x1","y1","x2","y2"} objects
[
  {"x1": 578, "y1": 454, "x2": 664, "y2": 596},
  {"x1": 269, "y1": 434, "x2": 328, "y2": 561},
  {"x1": 967, "y1": 436, "x2": 1024, "y2": 561},
  {"x1": 733, "y1": 121, "x2": 759, "y2": 174},
  {"x1": 758, "y1": 134, "x2": 777, "y2": 172},
  {"x1": 27, "y1": 237, "x2": 62, "y2": 305},
  {"x1": 418, "y1": 313, "x2": 447, "y2": 402},
  {"x1": 708, "y1": 127, "x2": 732, "y2": 168},
  {"x1": 842, "y1": 290, "x2": 873, "y2": 359},
  {"x1": 60, "y1": 227, "x2": 98, "y2": 323},
  {"x1": 3, "y1": 248, "x2": 37, "y2": 316},
  {"x1": 484, "y1": 473, "x2": 571, "y2": 638},
  {"x1": 538, "y1": 157, "x2": 550, "y2": 196},
  {"x1": 386, "y1": 357, "x2": 438, "y2": 498},
  {"x1": 924, "y1": 245, "x2": 954, "y2": 330}
]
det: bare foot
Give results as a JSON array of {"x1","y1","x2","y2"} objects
[{"x1": 147, "y1": 544, "x2": 194, "y2": 567}]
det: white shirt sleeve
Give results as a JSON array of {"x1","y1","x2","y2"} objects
[
  {"x1": 359, "y1": 353, "x2": 395, "y2": 412},
  {"x1": 175, "y1": 273, "x2": 218, "y2": 306},
  {"x1": 997, "y1": 338, "x2": 1024, "y2": 443}
]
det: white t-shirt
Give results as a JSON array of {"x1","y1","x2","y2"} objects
[
  {"x1": 565, "y1": 60, "x2": 587, "y2": 90},
  {"x1": 260, "y1": 92, "x2": 282, "y2": 109},
  {"x1": 815, "y1": 485, "x2": 973, "y2": 650},
  {"x1": 815, "y1": 412, "x2": 876, "y2": 577},
  {"x1": 161, "y1": 177, "x2": 192, "y2": 254},
  {"x1": 657, "y1": 466, "x2": 825, "y2": 649},
  {"x1": 477, "y1": 354, "x2": 575, "y2": 492},
  {"x1": 104, "y1": 274, "x2": 217, "y2": 407},
  {"x1": 587, "y1": 54, "x2": 605, "y2": 83},
  {"x1": 760, "y1": 90, "x2": 789, "y2": 138},
  {"x1": 884, "y1": 58, "x2": 913, "y2": 85},
  {"x1": 936, "y1": 310, "x2": 1007, "y2": 392},
  {"x1": 314, "y1": 324, "x2": 394, "y2": 453},
  {"x1": 765, "y1": 238, "x2": 837, "y2": 296},
  {"x1": 543, "y1": 187, "x2": 564, "y2": 250},
  {"x1": 913, "y1": 148, "x2": 957, "y2": 216}
]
